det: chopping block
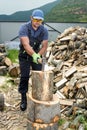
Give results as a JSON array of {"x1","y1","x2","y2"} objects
[{"x1": 27, "y1": 70, "x2": 61, "y2": 130}]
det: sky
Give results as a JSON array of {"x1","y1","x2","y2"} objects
[{"x1": 0, "y1": 0, "x2": 56, "y2": 15}]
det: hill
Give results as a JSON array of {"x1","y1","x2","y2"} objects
[
  {"x1": 0, "y1": 0, "x2": 61, "y2": 22},
  {"x1": 0, "y1": 0, "x2": 87, "y2": 22},
  {"x1": 45, "y1": 0, "x2": 87, "y2": 22}
]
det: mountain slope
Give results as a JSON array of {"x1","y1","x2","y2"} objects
[
  {"x1": 45, "y1": 0, "x2": 87, "y2": 22},
  {"x1": 0, "y1": 0, "x2": 61, "y2": 22},
  {"x1": 0, "y1": 0, "x2": 87, "y2": 22}
]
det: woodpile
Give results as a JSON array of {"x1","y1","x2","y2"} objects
[
  {"x1": 0, "y1": 44, "x2": 20, "y2": 77},
  {"x1": 45, "y1": 26, "x2": 87, "y2": 119},
  {"x1": 0, "y1": 44, "x2": 10, "y2": 75}
]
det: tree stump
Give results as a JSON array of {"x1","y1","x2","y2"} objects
[
  {"x1": 27, "y1": 94, "x2": 60, "y2": 123},
  {"x1": 32, "y1": 71, "x2": 53, "y2": 101},
  {"x1": 27, "y1": 70, "x2": 61, "y2": 130},
  {"x1": 27, "y1": 94, "x2": 60, "y2": 130}
]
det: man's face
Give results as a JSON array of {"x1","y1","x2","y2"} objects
[{"x1": 31, "y1": 17, "x2": 43, "y2": 29}]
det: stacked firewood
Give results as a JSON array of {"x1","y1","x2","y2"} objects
[
  {"x1": 0, "y1": 44, "x2": 11, "y2": 75},
  {"x1": 0, "y1": 44, "x2": 20, "y2": 77},
  {"x1": 45, "y1": 26, "x2": 87, "y2": 120}
]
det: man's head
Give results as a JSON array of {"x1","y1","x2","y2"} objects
[
  {"x1": 32, "y1": 9, "x2": 44, "y2": 21},
  {"x1": 31, "y1": 9, "x2": 44, "y2": 29}
]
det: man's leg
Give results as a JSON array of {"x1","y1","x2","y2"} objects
[{"x1": 18, "y1": 57, "x2": 30, "y2": 111}]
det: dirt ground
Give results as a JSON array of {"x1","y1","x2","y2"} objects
[
  {"x1": 0, "y1": 76, "x2": 61, "y2": 130},
  {"x1": 1, "y1": 76, "x2": 84, "y2": 130},
  {"x1": 0, "y1": 76, "x2": 27, "y2": 130}
]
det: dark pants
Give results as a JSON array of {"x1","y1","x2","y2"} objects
[{"x1": 18, "y1": 53, "x2": 42, "y2": 94}]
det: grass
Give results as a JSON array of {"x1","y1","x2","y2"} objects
[
  {"x1": 7, "y1": 49, "x2": 19, "y2": 63},
  {"x1": 58, "y1": 118, "x2": 66, "y2": 126},
  {"x1": 79, "y1": 115, "x2": 87, "y2": 130}
]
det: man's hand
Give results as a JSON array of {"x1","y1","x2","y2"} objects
[{"x1": 32, "y1": 53, "x2": 41, "y2": 64}]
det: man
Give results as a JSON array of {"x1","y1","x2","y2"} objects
[{"x1": 18, "y1": 9, "x2": 48, "y2": 111}]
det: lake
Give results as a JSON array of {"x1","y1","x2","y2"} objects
[{"x1": 0, "y1": 22, "x2": 87, "y2": 49}]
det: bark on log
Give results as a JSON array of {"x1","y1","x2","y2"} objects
[
  {"x1": 32, "y1": 71, "x2": 53, "y2": 101},
  {"x1": 27, "y1": 94, "x2": 61, "y2": 124},
  {"x1": 27, "y1": 119, "x2": 58, "y2": 130}
]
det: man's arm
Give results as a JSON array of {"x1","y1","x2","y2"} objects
[
  {"x1": 20, "y1": 36, "x2": 35, "y2": 56},
  {"x1": 38, "y1": 40, "x2": 48, "y2": 56},
  {"x1": 20, "y1": 36, "x2": 42, "y2": 64}
]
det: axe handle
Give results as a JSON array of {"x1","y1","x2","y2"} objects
[
  {"x1": 37, "y1": 58, "x2": 42, "y2": 64},
  {"x1": 37, "y1": 57, "x2": 46, "y2": 71}
]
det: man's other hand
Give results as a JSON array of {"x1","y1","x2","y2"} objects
[{"x1": 32, "y1": 53, "x2": 41, "y2": 64}]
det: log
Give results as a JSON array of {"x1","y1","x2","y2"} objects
[
  {"x1": 55, "y1": 78, "x2": 67, "y2": 89},
  {"x1": 4, "y1": 57, "x2": 12, "y2": 66},
  {"x1": 46, "y1": 46, "x2": 51, "y2": 58},
  {"x1": 53, "y1": 74, "x2": 62, "y2": 83},
  {"x1": 54, "y1": 91, "x2": 66, "y2": 99},
  {"x1": 27, "y1": 94, "x2": 60, "y2": 124},
  {"x1": 60, "y1": 36, "x2": 71, "y2": 42},
  {"x1": 65, "y1": 66, "x2": 77, "y2": 78},
  {"x1": 0, "y1": 52, "x2": 6, "y2": 57},
  {"x1": 58, "y1": 45, "x2": 67, "y2": 50},
  {"x1": 77, "y1": 78, "x2": 87, "y2": 83},
  {"x1": 8, "y1": 64, "x2": 20, "y2": 77},
  {"x1": 66, "y1": 77, "x2": 77, "y2": 90},
  {"x1": 53, "y1": 94, "x2": 74, "y2": 106},
  {"x1": 48, "y1": 52, "x2": 54, "y2": 63},
  {"x1": 32, "y1": 71, "x2": 53, "y2": 101},
  {"x1": 76, "y1": 82, "x2": 87, "y2": 88}
]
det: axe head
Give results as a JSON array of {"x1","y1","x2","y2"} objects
[{"x1": 37, "y1": 56, "x2": 49, "y2": 71}]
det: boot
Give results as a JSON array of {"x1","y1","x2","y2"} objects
[{"x1": 20, "y1": 93, "x2": 27, "y2": 111}]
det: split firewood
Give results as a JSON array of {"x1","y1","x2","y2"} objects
[
  {"x1": 76, "y1": 82, "x2": 87, "y2": 89},
  {"x1": 64, "y1": 66, "x2": 77, "y2": 78},
  {"x1": 4, "y1": 57, "x2": 12, "y2": 67},
  {"x1": 53, "y1": 91, "x2": 66, "y2": 99},
  {"x1": 32, "y1": 71, "x2": 53, "y2": 101},
  {"x1": 60, "y1": 36, "x2": 71, "y2": 42},
  {"x1": 55, "y1": 78, "x2": 67, "y2": 89},
  {"x1": 66, "y1": 77, "x2": 77, "y2": 90},
  {"x1": 8, "y1": 64, "x2": 20, "y2": 77}
]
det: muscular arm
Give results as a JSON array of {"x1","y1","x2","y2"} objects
[
  {"x1": 38, "y1": 40, "x2": 48, "y2": 56},
  {"x1": 20, "y1": 36, "x2": 35, "y2": 56}
]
